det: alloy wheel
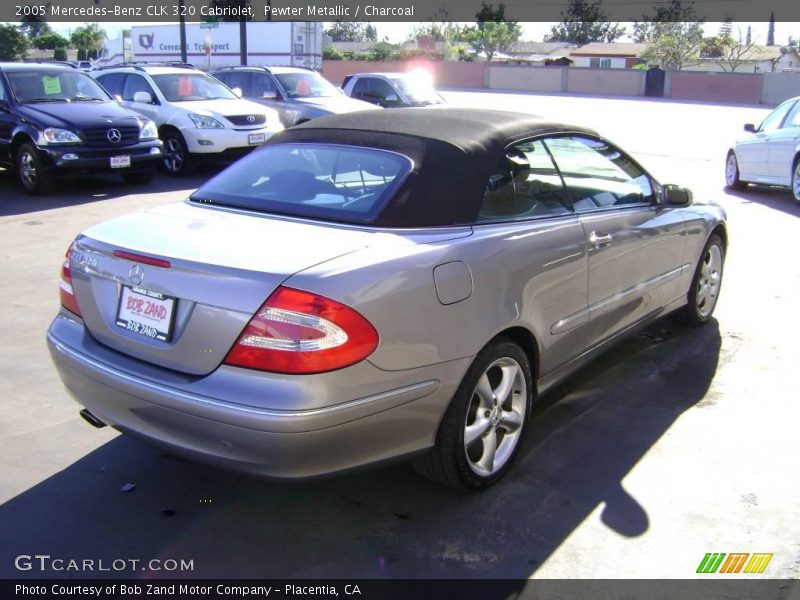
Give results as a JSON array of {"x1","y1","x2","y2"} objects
[
  {"x1": 725, "y1": 154, "x2": 738, "y2": 186},
  {"x1": 696, "y1": 244, "x2": 722, "y2": 318},
  {"x1": 463, "y1": 357, "x2": 527, "y2": 477},
  {"x1": 19, "y1": 151, "x2": 37, "y2": 188},
  {"x1": 163, "y1": 137, "x2": 184, "y2": 174}
]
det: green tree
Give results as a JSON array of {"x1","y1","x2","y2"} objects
[
  {"x1": 53, "y1": 47, "x2": 67, "y2": 61},
  {"x1": 462, "y1": 3, "x2": 522, "y2": 62},
  {"x1": 545, "y1": 0, "x2": 625, "y2": 45},
  {"x1": 325, "y1": 22, "x2": 372, "y2": 42},
  {"x1": 70, "y1": 23, "x2": 105, "y2": 57},
  {"x1": 0, "y1": 24, "x2": 30, "y2": 61},
  {"x1": 365, "y1": 24, "x2": 378, "y2": 42},
  {"x1": 718, "y1": 17, "x2": 733, "y2": 39},
  {"x1": 709, "y1": 26, "x2": 767, "y2": 72},
  {"x1": 19, "y1": 6, "x2": 51, "y2": 38},
  {"x1": 32, "y1": 31, "x2": 69, "y2": 50},
  {"x1": 634, "y1": 0, "x2": 704, "y2": 71},
  {"x1": 632, "y1": 0, "x2": 702, "y2": 43},
  {"x1": 767, "y1": 12, "x2": 775, "y2": 46}
]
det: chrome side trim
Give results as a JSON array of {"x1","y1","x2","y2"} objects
[
  {"x1": 550, "y1": 308, "x2": 590, "y2": 335},
  {"x1": 589, "y1": 265, "x2": 684, "y2": 319}
]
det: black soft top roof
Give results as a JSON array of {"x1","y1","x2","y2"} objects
[{"x1": 267, "y1": 108, "x2": 598, "y2": 227}]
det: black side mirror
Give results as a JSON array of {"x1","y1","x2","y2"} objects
[
  {"x1": 0, "y1": 99, "x2": 9, "y2": 112},
  {"x1": 662, "y1": 184, "x2": 693, "y2": 206},
  {"x1": 744, "y1": 123, "x2": 756, "y2": 133}
]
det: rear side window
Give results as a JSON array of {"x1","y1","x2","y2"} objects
[
  {"x1": 191, "y1": 143, "x2": 413, "y2": 224},
  {"x1": 95, "y1": 73, "x2": 124, "y2": 96},
  {"x1": 478, "y1": 140, "x2": 571, "y2": 222}
]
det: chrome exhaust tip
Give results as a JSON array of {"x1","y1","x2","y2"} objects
[{"x1": 79, "y1": 408, "x2": 107, "y2": 429}]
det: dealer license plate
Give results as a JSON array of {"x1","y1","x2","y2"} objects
[
  {"x1": 110, "y1": 155, "x2": 131, "y2": 168},
  {"x1": 116, "y1": 285, "x2": 176, "y2": 342},
  {"x1": 248, "y1": 133, "x2": 266, "y2": 145}
]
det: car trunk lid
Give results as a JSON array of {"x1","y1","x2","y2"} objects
[{"x1": 69, "y1": 201, "x2": 373, "y2": 375}]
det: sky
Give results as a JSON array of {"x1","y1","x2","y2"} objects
[{"x1": 48, "y1": 21, "x2": 800, "y2": 47}]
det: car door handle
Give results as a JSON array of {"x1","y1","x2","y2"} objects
[{"x1": 589, "y1": 231, "x2": 614, "y2": 246}]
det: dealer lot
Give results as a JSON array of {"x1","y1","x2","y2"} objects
[{"x1": 0, "y1": 91, "x2": 798, "y2": 581}]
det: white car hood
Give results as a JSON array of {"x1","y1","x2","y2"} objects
[{"x1": 172, "y1": 98, "x2": 272, "y2": 118}]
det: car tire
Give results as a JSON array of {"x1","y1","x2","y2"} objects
[
  {"x1": 122, "y1": 170, "x2": 155, "y2": 185},
  {"x1": 16, "y1": 143, "x2": 54, "y2": 195},
  {"x1": 161, "y1": 132, "x2": 195, "y2": 176},
  {"x1": 792, "y1": 158, "x2": 800, "y2": 205},
  {"x1": 725, "y1": 151, "x2": 745, "y2": 190},
  {"x1": 413, "y1": 338, "x2": 533, "y2": 490},
  {"x1": 677, "y1": 234, "x2": 725, "y2": 326}
]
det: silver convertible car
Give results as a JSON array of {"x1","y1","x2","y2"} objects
[{"x1": 47, "y1": 109, "x2": 727, "y2": 489}]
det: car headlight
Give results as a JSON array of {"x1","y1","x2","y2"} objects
[
  {"x1": 39, "y1": 128, "x2": 82, "y2": 145},
  {"x1": 139, "y1": 119, "x2": 158, "y2": 140},
  {"x1": 188, "y1": 113, "x2": 224, "y2": 129}
]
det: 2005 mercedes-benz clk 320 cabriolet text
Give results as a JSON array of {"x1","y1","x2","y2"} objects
[{"x1": 47, "y1": 109, "x2": 727, "y2": 489}]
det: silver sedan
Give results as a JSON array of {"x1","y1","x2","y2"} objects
[
  {"x1": 726, "y1": 95, "x2": 800, "y2": 204},
  {"x1": 47, "y1": 108, "x2": 727, "y2": 489}
]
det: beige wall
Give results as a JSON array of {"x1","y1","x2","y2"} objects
[
  {"x1": 321, "y1": 60, "x2": 486, "y2": 88},
  {"x1": 320, "y1": 60, "x2": 791, "y2": 106},
  {"x1": 567, "y1": 68, "x2": 644, "y2": 96},
  {"x1": 487, "y1": 66, "x2": 563, "y2": 93},
  {"x1": 761, "y1": 72, "x2": 800, "y2": 105}
]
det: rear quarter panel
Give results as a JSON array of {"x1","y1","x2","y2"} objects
[{"x1": 285, "y1": 215, "x2": 589, "y2": 378}]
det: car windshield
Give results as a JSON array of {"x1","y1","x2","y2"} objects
[
  {"x1": 274, "y1": 72, "x2": 340, "y2": 98},
  {"x1": 392, "y1": 76, "x2": 444, "y2": 105},
  {"x1": 6, "y1": 69, "x2": 110, "y2": 103},
  {"x1": 150, "y1": 73, "x2": 238, "y2": 102},
  {"x1": 191, "y1": 143, "x2": 412, "y2": 223}
]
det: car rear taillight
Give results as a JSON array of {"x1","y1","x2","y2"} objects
[
  {"x1": 224, "y1": 286, "x2": 378, "y2": 374},
  {"x1": 59, "y1": 244, "x2": 81, "y2": 316}
]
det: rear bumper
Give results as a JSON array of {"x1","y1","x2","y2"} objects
[
  {"x1": 39, "y1": 140, "x2": 162, "y2": 175},
  {"x1": 46, "y1": 313, "x2": 469, "y2": 479}
]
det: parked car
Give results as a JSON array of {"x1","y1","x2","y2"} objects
[
  {"x1": 342, "y1": 72, "x2": 446, "y2": 108},
  {"x1": 211, "y1": 66, "x2": 375, "y2": 128},
  {"x1": 47, "y1": 108, "x2": 727, "y2": 489},
  {"x1": 725, "y1": 95, "x2": 800, "y2": 204},
  {"x1": 92, "y1": 62, "x2": 283, "y2": 175},
  {"x1": 0, "y1": 62, "x2": 162, "y2": 194},
  {"x1": 77, "y1": 61, "x2": 93, "y2": 72}
]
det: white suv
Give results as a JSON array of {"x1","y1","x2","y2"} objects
[{"x1": 93, "y1": 63, "x2": 283, "y2": 175}]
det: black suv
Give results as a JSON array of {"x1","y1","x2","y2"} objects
[{"x1": 0, "y1": 63, "x2": 162, "y2": 194}]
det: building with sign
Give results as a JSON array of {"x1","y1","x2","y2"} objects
[{"x1": 99, "y1": 22, "x2": 323, "y2": 71}]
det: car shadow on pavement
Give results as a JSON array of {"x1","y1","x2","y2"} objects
[
  {"x1": 0, "y1": 167, "x2": 222, "y2": 218},
  {"x1": 0, "y1": 317, "x2": 722, "y2": 580},
  {"x1": 726, "y1": 185, "x2": 800, "y2": 218}
]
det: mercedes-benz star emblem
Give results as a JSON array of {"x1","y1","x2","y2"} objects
[
  {"x1": 107, "y1": 128, "x2": 122, "y2": 143},
  {"x1": 129, "y1": 264, "x2": 145, "y2": 286},
  {"x1": 247, "y1": 115, "x2": 256, "y2": 123}
]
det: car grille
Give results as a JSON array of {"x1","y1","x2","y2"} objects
[
  {"x1": 82, "y1": 126, "x2": 140, "y2": 147},
  {"x1": 226, "y1": 114, "x2": 266, "y2": 126}
]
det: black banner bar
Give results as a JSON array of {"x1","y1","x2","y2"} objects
[
  {"x1": 4, "y1": 0, "x2": 800, "y2": 24},
  {"x1": 3, "y1": 579, "x2": 796, "y2": 600}
]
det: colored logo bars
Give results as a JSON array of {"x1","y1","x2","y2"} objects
[{"x1": 697, "y1": 553, "x2": 773, "y2": 574}]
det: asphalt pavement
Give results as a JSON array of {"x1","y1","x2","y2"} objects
[{"x1": 0, "y1": 92, "x2": 798, "y2": 586}]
